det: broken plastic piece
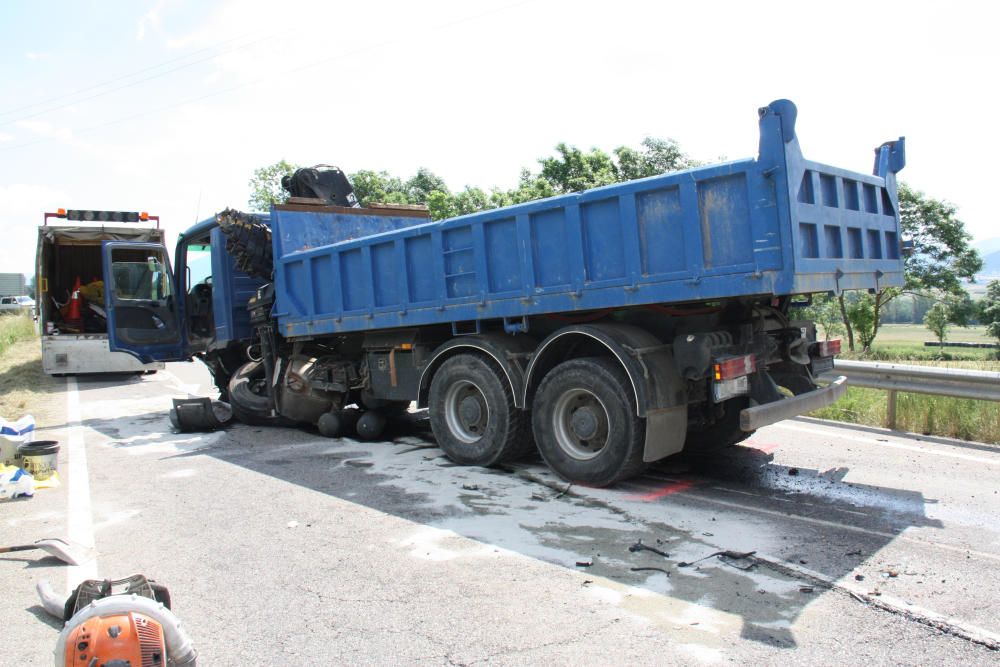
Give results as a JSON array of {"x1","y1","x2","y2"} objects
[
  {"x1": 169, "y1": 397, "x2": 232, "y2": 432},
  {"x1": 0, "y1": 465, "x2": 34, "y2": 500}
]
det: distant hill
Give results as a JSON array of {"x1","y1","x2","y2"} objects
[
  {"x1": 975, "y1": 237, "x2": 1000, "y2": 256},
  {"x1": 980, "y1": 249, "x2": 1000, "y2": 279}
]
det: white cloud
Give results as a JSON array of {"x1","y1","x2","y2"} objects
[
  {"x1": 0, "y1": 184, "x2": 70, "y2": 277},
  {"x1": 136, "y1": 0, "x2": 178, "y2": 41},
  {"x1": 0, "y1": 133, "x2": 13, "y2": 143},
  {"x1": 14, "y1": 120, "x2": 74, "y2": 143},
  {"x1": 24, "y1": 52, "x2": 52, "y2": 61}
]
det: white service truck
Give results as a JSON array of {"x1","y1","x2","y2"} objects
[{"x1": 35, "y1": 208, "x2": 165, "y2": 375}]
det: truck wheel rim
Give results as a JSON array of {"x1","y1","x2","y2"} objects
[
  {"x1": 444, "y1": 380, "x2": 489, "y2": 444},
  {"x1": 552, "y1": 388, "x2": 609, "y2": 460}
]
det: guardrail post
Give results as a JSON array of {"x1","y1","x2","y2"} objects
[{"x1": 886, "y1": 389, "x2": 897, "y2": 430}]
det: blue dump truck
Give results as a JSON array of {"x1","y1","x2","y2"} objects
[{"x1": 98, "y1": 100, "x2": 905, "y2": 486}]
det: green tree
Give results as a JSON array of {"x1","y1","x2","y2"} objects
[
  {"x1": 349, "y1": 170, "x2": 408, "y2": 207},
  {"x1": 507, "y1": 169, "x2": 558, "y2": 204},
  {"x1": 898, "y1": 183, "x2": 982, "y2": 294},
  {"x1": 535, "y1": 137, "x2": 696, "y2": 195},
  {"x1": 839, "y1": 183, "x2": 982, "y2": 351},
  {"x1": 250, "y1": 135, "x2": 691, "y2": 220},
  {"x1": 248, "y1": 160, "x2": 298, "y2": 211},
  {"x1": 798, "y1": 293, "x2": 844, "y2": 340},
  {"x1": 406, "y1": 168, "x2": 450, "y2": 203},
  {"x1": 979, "y1": 280, "x2": 1000, "y2": 347},
  {"x1": 425, "y1": 190, "x2": 457, "y2": 221},
  {"x1": 538, "y1": 144, "x2": 619, "y2": 194},
  {"x1": 845, "y1": 292, "x2": 878, "y2": 350},
  {"x1": 923, "y1": 301, "x2": 950, "y2": 349},
  {"x1": 613, "y1": 137, "x2": 700, "y2": 181},
  {"x1": 945, "y1": 292, "x2": 977, "y2": 327}
]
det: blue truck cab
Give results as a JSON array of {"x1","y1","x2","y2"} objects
[{"x1": 100, "y1": 100, "x2": 905, "y2": 486}]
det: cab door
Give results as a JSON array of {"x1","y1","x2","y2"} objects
[{"x1": 102, "y1": 241, "x2": 187, "y2": 362}]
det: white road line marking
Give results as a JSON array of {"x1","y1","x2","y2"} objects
[
  {"x1": 775, "y1": 422, "x2": 1000, "y2": 466},
  {"x1": 65, "y1": 376, "x2": 97, "y2": 590}
]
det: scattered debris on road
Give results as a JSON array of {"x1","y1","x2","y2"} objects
[
  {"x1": 0, "y1": 465, "x2": 34, "y2": 499},
  {"x1": 168, "y1": 397, "x2": 232, "y2": 432},
  {"x1": 678, "y1": 550, "x2": 757, "y2": 568},
  {"x1": 0, "y1": 537, "x2": 93, "y2": 565},
  {"x1": 628, "y1": 541, "x2": 670, "y2": 558}
]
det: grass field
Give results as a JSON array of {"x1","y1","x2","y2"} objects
[
  {"x1": 0, "y1": 316, "x2": 62, "y2": 428},
  {"x1": 840, "y1": 323, "x2": 1000, "y2": 364},
  {"x1": 0, "y1": 314, "x2": 36, "y2": 358},
  {"x1": 876, "y1": 323, "x2": 994, "y2": 344},
  {"x1": 810, "y1": 387, "x2": 1000, "y2": 443},
  {"x1": 810, "y1": 323, "x2": 1000, "y2": 443}
]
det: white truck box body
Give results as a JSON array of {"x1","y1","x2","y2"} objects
[{"x1": 36, "y1": 223, "x2": 165, "y2": 375}]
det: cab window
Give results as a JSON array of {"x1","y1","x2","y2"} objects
[
  {"x1": 110, "y1": 249, "x2": 172, "y2": 301},
  {"x1": 182, "y1": 238, "x2": 214, "y2": 342}
]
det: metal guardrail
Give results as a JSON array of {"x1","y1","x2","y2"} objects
[{"x1": 819, "y1": 360, "x2": 1000, "y2": 429}]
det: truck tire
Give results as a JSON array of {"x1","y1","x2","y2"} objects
[
  {"x1": 531, "y1": 357, "x2": 646, "y2": 487},
  {"x1": 428, "y1": 354, "x2": 530, "y2": 466},
  {"x1": 684, "y1": 397, "x2": 753, "y2": 452},
  {"x1": 228, "y1": 360, "x2": 276, "y2": 426}
]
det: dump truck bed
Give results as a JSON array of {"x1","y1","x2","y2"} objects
[{"x1": 270, "y1": 100, "x2": 905, "y2": 339}]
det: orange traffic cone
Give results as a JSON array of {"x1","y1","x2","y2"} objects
[{"x1": 64, "y1": 277, "x2": 84, "y2": 332}]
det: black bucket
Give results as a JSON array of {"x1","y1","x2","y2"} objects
[{"x1": 18, "y1": 440, "x2": 60, "y2": 480}]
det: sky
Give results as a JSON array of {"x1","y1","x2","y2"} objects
[{"x1": 1, "y1": 0, "x2": 997, "y2": 279}]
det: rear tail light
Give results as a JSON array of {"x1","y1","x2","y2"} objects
[
  {"x1": 713, "y1": 354, "x2": 756, "y2": 381},
  {"x1": 814, "y1": 339, "x2": 841, "y2": 357},
  {"x1": 711, "y1": 354, "x2": 756, "y2": 403}
]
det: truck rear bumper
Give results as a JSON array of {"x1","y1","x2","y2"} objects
[{"x1": 739, "y1": 375, "x2": 847, "y2": 431}]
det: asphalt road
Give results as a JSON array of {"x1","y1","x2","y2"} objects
[{"x1": 2, "y1": 361, "x2": 999, "y2": 665}]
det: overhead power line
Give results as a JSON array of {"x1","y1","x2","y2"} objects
[
  {"x1": 0, "y1": 30, "x2": 287, "y2": 129},
  {"x1": 0, "y1": 0, "x2": 538, "y2": 154},
  {"x1": 0, "y1": 33, "x2": 250, "y2": 118}
]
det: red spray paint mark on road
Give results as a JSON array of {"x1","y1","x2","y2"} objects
[
  {"x1": 745, "y1": 440, "x2": 780, "y2": 454},
  {"x1": 626, "y1": 479, "x2": 696, "y2": 502}
]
